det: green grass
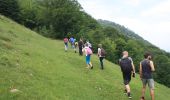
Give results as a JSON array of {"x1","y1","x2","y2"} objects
[{"x1": 0, "y1": 15, "x2": 170, "y2": 100}]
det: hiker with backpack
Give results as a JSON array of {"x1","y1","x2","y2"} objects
[
  {"x1": 97, "y1": 44, "x2": 106, "y2": 70},
  {"x1": 119, "y1": 51, "x2": 135, "y2": 99},
  {"x1": 82, "y1": 43, "x2": 93, "y2": 69},
  {"x1": 63, "y1": 37, "x2": 69, "y2": 52},
  {"x1": 69, "y1": 37, "x2": 75, "y2": 49},
  {"x1": 78, "y1": 38, "x2": 84, "y2": 56},
  {"x1": 140, "y1": 52, "x2": 155, "y2": 100}
]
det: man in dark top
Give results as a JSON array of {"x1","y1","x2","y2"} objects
[
  {"x1": 140, "y1": 52, "x2": 155, "y2": 100},
  {"x1": 78, "y1": 38, "x2": 84, "y2": 56},
  {"x1": 119, "y1": 51, "x2": 135, "y2": 99}
]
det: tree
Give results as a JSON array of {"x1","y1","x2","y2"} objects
[
  {"x1": 103, "y1": 27, "x2": 120, "y2": 41},
  {"x1": 154, "y1": 55, "x2": 170, "y2": 87},
  {"x1": 125, "y1": 40, "x2": 144, "y2": 71},
  {"x1": 0, "y1": 0, "x2": 20, "y2": 21},
  {"x1": 101, "y1": 38, "x2": 116, "y2": 62},
  {"x1": 36, "y1": 0, "x2": 84, "y2": 38},
  {"x1": 114, "y1": 38, "x2": 127, "y2": 62}
]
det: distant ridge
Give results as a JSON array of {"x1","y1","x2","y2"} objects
[{"x1": 98, "y1": 19, "x2": 151, "y2": 45}]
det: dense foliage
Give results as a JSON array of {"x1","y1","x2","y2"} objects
[
  {"x1": 0, "y1": 0, "x2": 20, "y2": 21},
  {"x1": 1, "y1": 0, "x2": 170, "y2": 87}
]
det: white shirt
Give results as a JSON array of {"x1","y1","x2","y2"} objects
[
  {"x1": 98, "y1": 48, "x2": 102, "y2": 57},
  {"x1": 87, "y1": 42, "x2": 92, "y2": 48}
]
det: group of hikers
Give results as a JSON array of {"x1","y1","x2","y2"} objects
[
  {"x1": 63, "y1": 37, "x2": 155, "y2": 100},
  {"x1": 63, "y1": 37, "x2": 105, "y2": 70},
  {"x1": 119, "y1": 51, "x2": 155, "y2": 100}
]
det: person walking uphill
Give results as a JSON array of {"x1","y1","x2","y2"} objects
[
  {"x1": 78, "y1": 38, "x2": 84, "y2": 56},
  {"x1": 97, "y1": 44, "x2": 106, "y2": 70},
  {"x1": 119, "y1": 51, "x2": 135, "y2": 99},
  {"x1": 63, "y1": 37, "x2": 69, "y2": 52},
  {"x1": 69, "y1": 37, "x2": 75, "y2": 49},
  {"x1": 140, "y1": 52, "x2": 155, "y2": 100},
  {"x1": 82, "y1": 43, "x2": 93, "y2": 69}
]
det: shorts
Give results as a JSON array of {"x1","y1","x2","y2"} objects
[
  {"x1": 86, "y1": 55, "x2": 91, "y2": 64},
  {"x1": 64, "y1": 43, "x2": 68, "y2": 47},
  {"x1": 71, "y1": 43, "x2": 75, "y2": 48},
  {"x1": 122, "y1": 72, "x2": 131, "y2": 85},
  {"x1": 142, "y1": 79, "x2": 154, "y2": 89}
]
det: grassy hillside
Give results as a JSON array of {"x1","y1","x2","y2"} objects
[{"x1": 0, "y1": 15, "x2": 170, "y2": 100}]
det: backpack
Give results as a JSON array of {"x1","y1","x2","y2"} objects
[
  {"x1": 86, "y1": 47, "x2": 93, "y2": 55},
  {"x1": 64, "y1": 38, "x2": 68, "y2": 43},
  {"x1": 75, "y1": 42, "x2": 78, "y2": 46},
  {"x1": 78, "y1": 41, "x2": 83, "y2": 47},
  {"x1": 119, "y1": 57, "x2": 133, "y2": 73},
  {"x1": 101, "y1": 48, "x2": 106, "y2": 57}
]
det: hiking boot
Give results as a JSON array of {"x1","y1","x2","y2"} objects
[
  {"x1": 124, "y1": 89, "x2": 127, "y2": 95},
  {"x1": 132, "y1": 72, "x2": 135, "y2": 78},
  {"x1": 127, "y1": 92, "x2": 132, "y2": 99},
  {"x1": 90, "y1": 66, "x2": 93, "y2": 69},
  {"x1": 128, "y1": 96, "x2": 132, "y2": 99},
  {"x1": 140, "y1": 97, "x2": 145, "y2": 100}
]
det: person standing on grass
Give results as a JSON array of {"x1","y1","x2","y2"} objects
[
  {"x1": 119, "y1": 51, "x2": 135, "y2": 99},
  {"x1": 63, "y1": 37, "x2": 69, "y2": 52},
  {"x1": 82, "y1": 43, "x2": 93, "y2": 69},
  {"x1": 140, "y1": 52, "x2": 155, "y2": 100},
  {"x1": 78, "y1": 38, "x2": 84, "y2": 56},
  {"x1": 97, "y1": 44, "x2": 106, "y2": 70}
]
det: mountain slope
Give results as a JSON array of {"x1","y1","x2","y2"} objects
[{"x1": 0, "y1": 15, "x2": 170, "y2": 100}]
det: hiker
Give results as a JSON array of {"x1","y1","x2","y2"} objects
[
  {"x1": 119, "y1": 51, "x2": 135, "y2": 99},
  {"x1": 140, "y1": 52, "x2": 155, "y2": 100},
  {"x1": 82, "y1": 43, "x2": 93, "y2": 69},
  {"x1": 69, "y1": 37, "x2": 75, "y2": 49},
  {"x1": 97, "y1": 44, "x2": 106, "y2": 70},
  {"x1": 63, "y1": 37, "x2": 69, "y2": 51},
  {"x1": 78, "y1": 38, "x2": 84, "y2": 56},
  {"x1": 74, "y1": 41, "x2": 78, "y2": 53}
]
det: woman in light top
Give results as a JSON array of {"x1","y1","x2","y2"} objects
[{"x1": 82, "y1": 43, "x2": 93, "y2": 69}]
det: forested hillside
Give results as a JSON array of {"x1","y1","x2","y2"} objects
[
  {"x1": 98, "y1": 19, "x2": 151, "y2": 45},
  {"x1": 0, "y1": 0, "x2": 170, "y2": 88}
]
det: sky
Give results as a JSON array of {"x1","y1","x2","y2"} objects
[{"x1": 77, "y1": 0, "x2": 170, "y2": 52}]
